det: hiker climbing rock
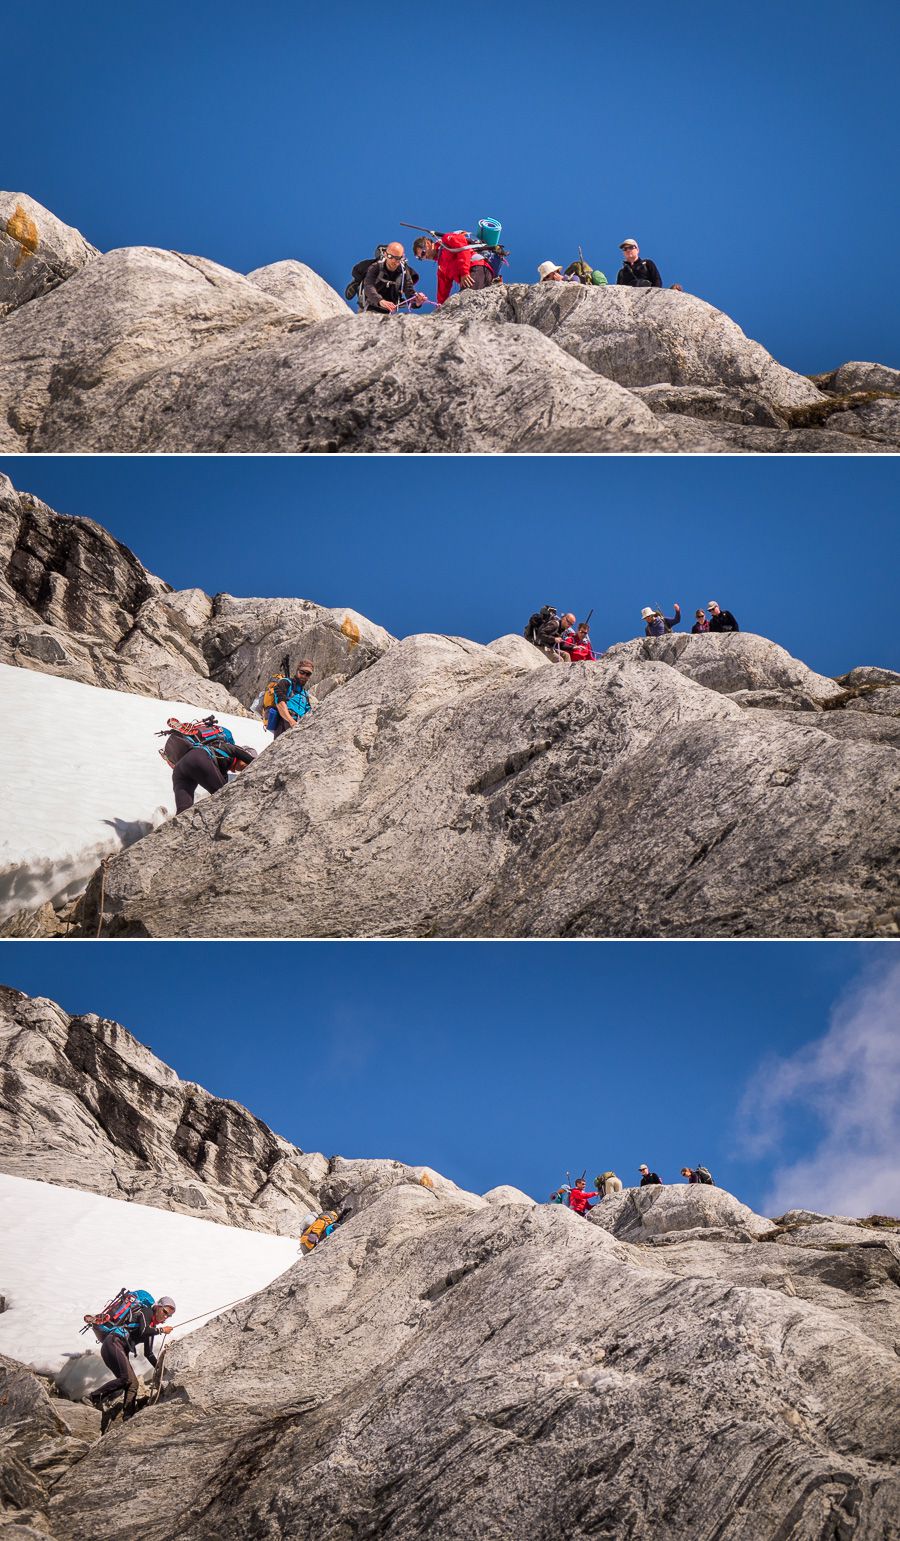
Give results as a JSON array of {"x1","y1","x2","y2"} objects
[
  {"x1": 524, "y1": 606, "x2": 576, "y2": 662},
  {"x1": 681, "y1": 1165, "x2": 715, "y2": 1185},
  {"x1": 361, "y1": 242, "x2": 426, "y2": 314},
  {"x1": 567, "y1": 1177, "x2": 600, "y2": 1215},
  {"x1": 596, "y1": 1172, "x2": 623, "y2": 1199},
  {"x1": 268, "y1": 663, "x2": 315, "y2": 739},
  {"x1": 160, "y1": 718, "x2": 257, "y2": 814},
  {"x1": 411, "y1": 223, "x2": 503, "y2": 305},
  {"x1": 84, "y1": 1290, "x2": 175, "y2": 1420},
  {"x1": 707, "y1": 602, "x2": 740, "y2": 633},
  {"x1": 561, "y1": 619, "x2": 598, "y2": 662},
  {"x1": 641, "y1": 604, "x2": 681, "y2": 637},
  {"x1": 691, "y1": 609, "x2": 710, "y2": 633},
  {"x1": 639, "y1": 1165, "x2": 662, "y2": 1186},
  {"x1": 299, "y1": 1210, "x2": 342, "y2": 1253}
]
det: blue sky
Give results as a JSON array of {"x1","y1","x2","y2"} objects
[
  {"x1": 6, "y1": 1, "x2": 899, "y2": 373},
  {"x1": 10, "y1": 456, "x2": 899, "y2": 678},
  {"x1": 2, "y1": 943, "x2": 896, "y2": 1217}
]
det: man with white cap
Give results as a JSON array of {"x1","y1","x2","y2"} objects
[
  {"x1": 641, "y1": 603, "x2": 681, "y2": 638},
  {"x1": 707, "y1": 601, "x2": 740, "y2": 633},
  {"x1": 537, "y1": 261, "x2": 579, "y2": 284},
  {"x1": 616, "y1": 240, "x2": 662, "y2": 288}
]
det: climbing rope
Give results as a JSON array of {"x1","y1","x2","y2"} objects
[{"x1": 94, "y1": 857, "x2": 111, "y2": 938}]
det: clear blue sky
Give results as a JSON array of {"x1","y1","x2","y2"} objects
[
  {"x1": 10, "y1": 456, "x2": 898, "y2": 678},
  {"x1": 0, "y1": 942, "x2": 886, "y2": 1215},
  {"x1": 6, "y1": 1, "x2": 898, "y2": 373}
]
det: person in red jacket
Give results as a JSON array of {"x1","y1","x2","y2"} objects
[
  {"x1": 567, "y1": 1178, "x2": 600, "y2": 1216},
  {"x1": 561, "y1": 621, "x2": 598, "y2": 663},
  {"x1": 413, "y1": 232, "x2": 492, "y2": 305}
]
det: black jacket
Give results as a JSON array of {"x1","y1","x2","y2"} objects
[
  {"x1": 639, "y1": 1172, "x2": 662, "y2": 1186},
  {"x1": 362, "y1": 258, "x2": 420, "y2": 312},
  {"x1": 709, "y1": 610, "x2": 739, "y2": 633},
  {"x1": 617, "y1": 257, "x2": 662, "y2": 288}
]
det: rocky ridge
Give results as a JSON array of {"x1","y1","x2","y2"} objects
[
  {"x1": 1, "y1": 193, "x2": 897, "y2": 453},
  {"x1": 1, "y1": 990, "x2": 898, "y2": 1541}
]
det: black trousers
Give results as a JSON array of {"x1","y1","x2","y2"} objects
[
  {"x1": 172, "y1": 747, "x2": 227, "y2": 812},
  {"x1": 98, "y1": 1335, "x2": 138, "y2": 1403}
]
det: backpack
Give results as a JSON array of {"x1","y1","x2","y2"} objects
[
  {"x1": 88, "y1": 1288, "x2": 154, "y2": 1339},
  {"x1": 524, "y1": 605, "x2": 558, "y2": 644},
  {"x1": 565, "y1": 260, "x2": 594, "y2": 285},
  {"x1": 262, "y1": 676, "x2": 291, "y2": 712},
  {"x1": 695, "y1": 1165, "x2": 715, "y2": 1185},
  {"x1": 346, "y1": 246, "x2": 388, "y2": 303},
  {"x1": 300, "y1": 1211, "x2": 338, "y2": 1251}
]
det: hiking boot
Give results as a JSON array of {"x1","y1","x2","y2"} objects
[{"x1": 88, "y1": 1388, "x2": 108, "y2": 1409}]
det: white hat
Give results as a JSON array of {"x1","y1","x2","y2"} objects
[
  {"x1": 537, "y1": 261, "x2": 563, "y2": 280},
  {"x1": 619, "y1": 238, "x2": 639, "y2": 250},
  {"x1": 707, "y1": 600, "x2": 719, "y2": 609},
  {"x1": 641, "y1": 607, "x2": 654, "y2": 619}
]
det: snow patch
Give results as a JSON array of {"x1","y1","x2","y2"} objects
[
  {"x1": 1, "y1": 664, "x2": 270, "y2": 920},
  {"x1": 0, "y1": 1173, "x2": 298, "y2": 1384}
]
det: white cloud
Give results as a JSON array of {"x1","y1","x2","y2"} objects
[{"x1": 738, "y1": 955, "x2": 900, "y2": 1218}]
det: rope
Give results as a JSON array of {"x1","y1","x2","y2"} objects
[
  {"x1": 167, "y1": 1289, "x2": 268, "y2": 1332},
  {"x1": 95, "y1": 857, "x2": 110, "y2": 938}
]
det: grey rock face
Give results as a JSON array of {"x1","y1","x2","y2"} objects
[
  {"x1": 39, "y1": 1169, "x2": 900, "y2": 1541},
  {"x1": 0, "y1": 1354, "x2": 96, "y2": 1528},
  {"x1": 443, "y1": 284, "x2": 824, "y2": 410},
  {"x1": 1, "y1": 198, "x2": 895, "y2": 452},
  {"x1": 246, "y1": 259, "x2": 351, "y2": 321},
  {"x1": 827, "y1": 361, "x2": 900, "y2": 395},
  {"x1": 0, "y1": 193, "x2": 98, "y2": 315},
  {"x1": 0, "y1": 474, "x2": 393, "y2": 711},
  {"x1": 0, "y1": 987, "x2": 325, "y2": 1234},
  {"x1": 80, "y1": 632, "x2": 899, "y2": 939}
]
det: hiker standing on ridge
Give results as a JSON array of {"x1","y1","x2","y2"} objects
[
  {"x1": 567, "y1": 1178, "x2": 600, "y2": 1215},
  {"x1": 639, "y1": 1165, "x2": 662, "y2": 1186},
  {"x1": 271, "y1": 663, "x2": 315, "y2": 739},
  {"x1": 86, "y1": 1295, "x2": 176, "y2": 1419},
  {"x1": 616, "y1": 239, "x2": 683, "y2": 291},
  {"x1": 641, "y1": 604, "x2": 681, "y2": 637},
  {"x1": 361, "y1": 243, "x2": 426, "y2": 314},
  {"x1": 707, "y1": 601, "x2": 740, "y2": 633}
]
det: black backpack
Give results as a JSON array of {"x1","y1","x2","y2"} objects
[
  {"x1": 695, "y1": 1165, "x2": 715, "y2": 1186},
  {"x1": 524, "y1": 605, "x2": 558, "y2": 644},
  {"x1": 346, "y1": 246, "x2": 388, "y2": 303}
]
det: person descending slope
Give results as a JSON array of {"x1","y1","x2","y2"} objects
[
  {"x1": 411, "y1": 220, "x2": 506, "y2": 305},
  {"x1": 268, "y1": 662, "x2": 315, "y2": 739},
  {"x1": 299, "y1": 1210, "x2": 342, "y2": 1254},
  {"x1": 160, "y1": 717, "x2": 257, "y2": 813},
  {"x1": 567, "y1": 1177, "x2": 600, "y2": 1215},
  {"x1": 641, "y1": 603, "x2": 681, "y2": 637},
  {"x1": 84, "y1": 1290, "x2": 176, "y2": 1422},
  {"x1": 562, "y1": 618, "x2": 599, "y2": 662}
]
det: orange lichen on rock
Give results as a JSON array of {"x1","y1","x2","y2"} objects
[
  {"x1": 341, "y1": 615, "x2": 361, "y2": 651},
  {"x1": 7, "y1": 204, "x2": 40, "y2": 270}
]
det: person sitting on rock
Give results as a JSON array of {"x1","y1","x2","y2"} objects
[
  {"x1": 691, "y1": 609, "x2": 710, "y2": 634},
  {"x1": 412, "y1": 233, "x2": 494, "y2": 306},
  {"x1": 361, "y1": 242, "x2": 427, "y2": 315},
  {"x1": 596, "y1": 1171, "x2": 623, "y2": 1198},
  {"x1": 537, "y1": 261, "x2": 580, "y2": 284},
  {"x1": 706, "y1": 601, "x2": 740, "y2": 633},
  {"x1": 639, "y1": 1165, "x2": 662, "y2": 1186},
  {"x1": 561, "y1": 620, "x2": 598, "y2": 662},
  {"x1": 86, "y1": 1295, "x2": 175, "y2": 1419},
  {"x1": 641, "y1": 603, "x2": 681, "y2": 637},
  {"x1": 616, "y1": 239, "x2": 683, "y2": 291},
  {"x1": 567, "y1": 1177, "x2": 600, "y2": 1215},
  {"x1": 271, "y1": 662, "x2": 315, "y2": 739},
  {"x1": 162, "y1": 720, "x2": 257, "y2": 814}
]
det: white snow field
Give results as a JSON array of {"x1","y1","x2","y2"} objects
[
  {"x1": 1, "y1": 664, "x2": 269, "y2": 921},
  {"x1": 0, "y1": 1173, "x2": 301, "y2": 1387}
]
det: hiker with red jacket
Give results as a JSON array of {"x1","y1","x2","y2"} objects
[
  {"x1": 86, "y1": 1294, "x2": 176, "y2": 1418},
  {"x1": 413, "y1": 232, "x2": 492, "y2": 306},
  {"x1": 567, "y1": 1178, "x2": 600, "y2": 1216},
  {"x1": 561, "y1": 621, "x2": 598, "y2": 663}
]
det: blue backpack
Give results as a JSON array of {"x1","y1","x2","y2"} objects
[{"x1": 90, "y1": 1288, "x2": 155, "y2": 1339}]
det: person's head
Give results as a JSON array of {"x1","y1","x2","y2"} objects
[
  {"x1": 413, "y1": 237, "x2": 437, "y2": 261},
  {"x1": 707, "y1": 602, "x2": 721, "y2": 617},
  {"x1": 537, "y1": 261, "x2": 564, "y2": 282},
  {"x1": 384, "y1": 242, "x2": 405, "y2": 270},
  {"x1": 639, "y1": 1164, "x2": 649, "y2": 1176},
  {"x1": 293, "y1": 659, "x2": 314, "y2": 685},
  {"x1": 560, "y1": 612, "x2": 576, "y2": 628},
  {"x1": 695, "y1": 610, "x2": 705, "y2": 622},
  {"x1": 576, "y1": 622, "x2": 589, "y2": 638},
  {"x1": 153, "y1": 1297, "x2": 176, "y2": 1324},
  {"x1": 619, "y1": 239, "x2": 639, "y2": 262},
  {"x1": 641, "y1": 607, "x2": 655, "y2": 621},
  {"x1": 574, "y1": 1177, "x2": 586, "y2": 1190},
  {"x1": 680, "y1": 1167, "x2": 693, "y2": 1178}
]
